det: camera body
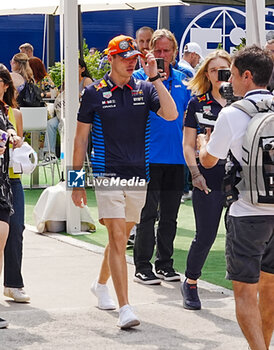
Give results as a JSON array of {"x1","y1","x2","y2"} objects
[
  {"x1": 218, "y1": 68, "x2": 231, "y2": 82},
  {"x1": 218, "y1": 68, "x2": 240, "y2": 105}
]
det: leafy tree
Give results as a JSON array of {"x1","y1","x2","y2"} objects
[{"x1": 48, "y1": 39, "x2": 110, "y2": 87}]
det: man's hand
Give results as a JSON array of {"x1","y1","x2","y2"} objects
[
  {"x1": 72, "y1": 188, "x2": 87, "y2": 208},
  {"x1": 198, "y1": 128, "x2": 219, "y2": 169},
  {"x1": 197, "y1": 128, "x2": 211, "y2": 151},
  {"x1": 141, "y1": 50, "x2": 158, "y2": 79}
]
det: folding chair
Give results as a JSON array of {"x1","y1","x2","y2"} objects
[{"x1": 21, "y1": 107, "x2": 60, "y2": 187}]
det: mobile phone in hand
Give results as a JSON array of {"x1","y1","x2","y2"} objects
[{"x1": 156, "y1": 58, "x2": 164, "y2": 71}]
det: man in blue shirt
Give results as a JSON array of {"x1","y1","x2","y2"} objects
[
  {"x1": 72, "y1": 34, "x2": 178, "y2": 329},
  {"x1": 133, "y1": 29, "x2": 191, "y2": 285}
]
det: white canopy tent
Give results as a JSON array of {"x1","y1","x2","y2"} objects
[
  {"x1": 0, "y1": 0, "x2": 189, "y2": 15},
  {"x1": 0, "y1": 0, "x2": 270, "y2": 233}
]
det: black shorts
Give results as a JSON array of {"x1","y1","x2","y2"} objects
[
  {"x1": 0, "y1": 208, "x2": 10, "y2": 224},
  {"x1": 226, "y1": 215, "x2": 274, "y2": 283}
]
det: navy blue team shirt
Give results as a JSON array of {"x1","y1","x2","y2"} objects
[
  {"x1": 77, "y1": 73, "x2": 161, "y2": 181},
  {"x1": 184, "y1": 90, "x2": 225, "y2": 190},
  {"x1": 184, "y1": 90, "x2": 223, "y2": 132}
]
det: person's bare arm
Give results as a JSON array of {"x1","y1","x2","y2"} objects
[
  {"x1": 197, "y1": 130, "x2": 219, "y2": 169},
  {"x1": 71, "y1": 121, "x2": 91, "y2": 208},
  {"x1": 183, "y1": 127, "x2": 209, "y2": 193},
  {"x1": 141, "y1": 52, "x2": 178, "y2": 121},
  {"x1": 13, "y1": 108, "x2": 23, "y2": 137}
]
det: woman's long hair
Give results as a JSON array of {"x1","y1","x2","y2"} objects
[
  {"x1": 0, "y1": 64, "x2": 18, "y2": 109},
  {"x1": 29, "y1": 57, "x2": 48, "y2": 82},
  {"x1": 12, "y1": 53, "x2": 33, "y2": 83},
  {"x1": 186, "y1": 49, "x2": 232, "y2": 96},
  {"x1": 79, "y1": 58, "x2": 92, "y2": 79}
]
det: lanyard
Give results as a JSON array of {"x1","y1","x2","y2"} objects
[{"x1": 165, "y1": 79, "x2": 172, "y2": 94}]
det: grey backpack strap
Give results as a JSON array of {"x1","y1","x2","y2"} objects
[
  {"x1": 232, "y1": 99, "x2": 259, "y2": 118},
  {"x1": 232, "y1": 96, "x2": 274, "y2": 118}
]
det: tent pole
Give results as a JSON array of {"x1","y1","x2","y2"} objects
[
  {"x1": 157, "y1": 6, "x2": 170, "y2": 29},
  {"x1": 78, "y1": 5, "x2": 84, "y2": 59},
  {"x1": 246, "y1": 0, "x2": 266, "y2": 47},
  {"x1": 63, "y1": 0, "x2": 82, "y2": 234},
  {"x1": 46, "y1": 15, "x2": 56, "y2": 69}
]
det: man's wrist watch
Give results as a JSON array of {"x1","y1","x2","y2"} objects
[{"x1": 148, "y1": 73, "x2": 161, "y2": 82}]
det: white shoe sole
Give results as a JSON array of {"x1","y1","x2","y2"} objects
[
  {"x1": 0, "y1": 320, "x2": 9, "y2": 328},
  {"x1": 155, "y1": 273, "x2": 181, "y2": 282},
  {"x1": 4, "y1": 291, "x2": 30, "y2": 303},
  {"x1": 133, "y1": 276, "x2": 161, "y2": 285},
  {"x1": 98, "y1": 304, "x2": 116, "y2": 310},
  {"x1": 118, "y1": 319, "x2": 140, "y2": 329}
]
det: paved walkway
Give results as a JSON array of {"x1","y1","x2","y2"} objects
[{"x1": 0, "y1": 226, "x2": 272, "y2": 350}]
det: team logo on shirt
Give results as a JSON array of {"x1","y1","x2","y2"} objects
[
  {"x1": 203, "y1": 105, "x2": 211, "y2": 113},
  {"x1": 198, "y1": 95, "x2": 206, "y2": 103},
  {"x1": 102, "y1": 99, "x2": 116, "y2": 108},
  {"x1": 95, "y1": 79, "x2": 107, "y2": 91},
  {"x1": 103, "y1": 91, "x2": 112, "y2": 99},
  {"x1": 133, "y1": 96, "x2": 145, "y2": 106},
  {"x1": 131, "y1": 89, "x2": 144, "y2": 96}
]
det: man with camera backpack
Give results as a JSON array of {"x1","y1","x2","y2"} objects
[{"x1": 198, "y1": 45, "x2": 274, "y2": 350}]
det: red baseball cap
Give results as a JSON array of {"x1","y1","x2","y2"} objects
[{"x1": 106, "y1": 35, "x2": 143, "y2": 59}]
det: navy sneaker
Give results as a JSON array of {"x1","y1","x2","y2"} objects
[
  {"x1": 180, "y1": 279, "x2": 201, "y2": 310},
  {"x1": 134, "y1": 271, "x2": 161, "y2": 285},
  {"x1": 155, "y1": 268, "x2": 181, "y2": 282}
]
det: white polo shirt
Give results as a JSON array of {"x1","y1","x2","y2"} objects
[{"x1": 207, "y1": 89, "x2": 274, "y2": 217}]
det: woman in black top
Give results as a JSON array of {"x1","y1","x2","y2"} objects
[
  {"x1": 182, "y1": 50, "x2": 231, "y2": 310},
  {"x1": 0, "y1": 64, "x2": 22, "y2": 328}
]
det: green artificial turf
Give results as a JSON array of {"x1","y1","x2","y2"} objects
[{"x1": 24, "y1": 187, "x2": 232, "y2": 290}]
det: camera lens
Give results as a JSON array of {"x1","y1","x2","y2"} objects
[{"x1": 264, "y1": 143, "x2": 274, "y2": 150}]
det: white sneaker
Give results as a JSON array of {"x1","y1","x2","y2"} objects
[
  {"x1": 182, "y1": 191, "x2": 192, "y2": 201},
  {"x1": 0, "y1": 318, "x2": 8, "y2": 329},
  {"x1": 91, "y1": 280, "x2": 116, "y2": 310},
  {"x1": 117, "y1": 304, "x2": 140, "y2": 329},
  {"x1": 4, "y1": 287, "x2": 30, "y2": 303}
]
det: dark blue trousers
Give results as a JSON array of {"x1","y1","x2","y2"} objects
[
  {"x1": 4, "y1": 178, "x2": 25, "y2": 288},
  {"x1": 185, "y1": 163, "x2": 225, "y2": 280},
  {"x1": 134, "y1": 164, "x2": 184, "y2": 273}
]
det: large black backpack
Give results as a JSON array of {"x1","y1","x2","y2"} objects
[{"x1": 17, "y1": 81, "x2": 45, "y2": 107}]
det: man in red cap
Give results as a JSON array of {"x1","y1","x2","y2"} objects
[{"x1": 72, "y1": 34, "x2": 178, "y2": 329}]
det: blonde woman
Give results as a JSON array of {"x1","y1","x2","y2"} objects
[
  {"x1": 181, "y1": 50, "x2": 232, "y2": 310},
  {"x1": 10, "y1": 53, "x2": 33, "y2": 93}
]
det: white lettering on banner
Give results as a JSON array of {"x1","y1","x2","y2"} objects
[
  {"x1": 179, "y1": 7, "x2": 274, "y2": 60},
  {"x1": 86, "y1": 176, "x2": 146, "y2": 188}
]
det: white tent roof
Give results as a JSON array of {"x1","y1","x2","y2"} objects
[{"x1": 0, "y1": 0, "x2": 189, "y2": 15}]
